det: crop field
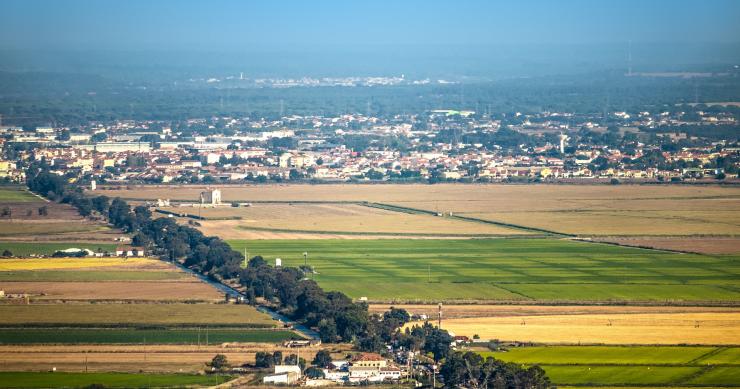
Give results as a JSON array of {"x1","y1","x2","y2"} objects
[
  {"x1": 0, "y1": 343, "x2": 338, "y2": 373},
  {"x1": 369, "y1": 304, "x2": 740, "y2": 319},
  {"x1": 230, "y1": 238, "x2": 740, "y2": 302},
  {"x1": 0, "y1": 187, "x2": 42, "y2": 202},
  {"x1": 479, "y1": 346, "x2": 740, "y2": 386},
  {"x1": 160, "y1": 203, "x2": 526, "y2": 238},
  {"x1": 96, "y1": 183, "x2": 740, "y2": 236},
  {"x1": 0, "y1": 280, "x2": 223, "y2": 300},
  {"x1": 0, "y1": 257, "x2": 163, "y2": 271},
  {"x1": 0, "y1": 303, "x2": 278, "y2": 326},
  {"x1": 0, "y1": 372, "x2": 232, "y2": 388},
  {"x1": 424, "y1": 312, "x2": 740, "y2": 344},
  {"x1": 0, "y1": 328, "x2": 299, "y2": 344},
  {"x1": 0, "y1": 270, "x2": 186, "y2": 282},
  {"x1": 0, "y1": 242, "x2": 118, "y2": 256}
]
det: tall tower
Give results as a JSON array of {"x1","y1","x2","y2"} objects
[{"x1": 559, "y1": 133, "x2": 569, "y2": 154}]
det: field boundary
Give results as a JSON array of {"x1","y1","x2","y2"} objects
[
  {"x1": 235, "y1": 224, "x2": 533, "y2": 238},
  {"x1": 366, "y1": 202, "x2": 573, "y2": 236}
]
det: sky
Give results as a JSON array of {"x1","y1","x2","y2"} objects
[{"x1": 1, "y1": 0, "x2": 739, "y2": 50}]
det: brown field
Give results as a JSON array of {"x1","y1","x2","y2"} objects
[
  {"x1": 0, "y1": 280, "x2": 223, "y2": 301},
  {"x1": 0, "y1": 304, "x2": 277, "y2": 326},
  {"x1": 0, "y1": 343, "x2": 349, "y2": 373},
  {"x1": 370, "y1": 304, "x2": 740, "y2": 319},
  {"x1": 0, "y1": 201, "x2": 120, "y2": 243},
  {"x1": 160, "y1": 203, "x2": 525, "y2": 237},
  {"x1": 407, "y1": 312, "x2": 740, "y2": 345},
  {"x1": 96, "y1": 184, "x2": 740, "y2": 236},
  {"x1": 594, "y1": 236, "x2": 740, "y2": 254}
]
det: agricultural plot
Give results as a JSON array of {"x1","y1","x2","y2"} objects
[
  {"x1": 0, "y1": 328, "x2": 299, "y2": 344},
  {"x1": 159, "y1": 203, "x2": 526, "y2": 238},
  {"x1": 0, "y1": 257, "x2": 223, "y2": 300},
  {"x1": 427, "y1": 312, "x2": 740, "y2": 344},
  {"x1": 0, "y1": 186, "x2": 42, "y2": 202},
  {"x1": 0, "y1": 280, "x2": 222, "y2": 301},
  {"x1": 0, "y1": 242, "x2": 118, "y2": 257},
  {"x1": 0, "y1": 372, "x2": 232, "y2": 389},
  {"x1": 97, "y1": 183, "x2": 740, "y2": 237},
  {"x1": 480, "y1": 346, "x2": 740, "y2": 387},
  {"x1": 0, "y1": 343, "x2": 337, "y2": 374},
  {"x1": 0, "y1": 303, "x2": 277, "y2": 327},
  {"x1": 230, "y1": 238, "x2": 740, "y2": 303}
]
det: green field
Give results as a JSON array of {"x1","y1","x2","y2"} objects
[
  {"x1": 0, "y1": 372, "x2": 231, "y2": 388},
  {"x1": 481, "y1": 346, "x2": 740, "y2": 387},
  {"x1": 0, "y1": 187, "x2": 41, "y2": 202},
  {"x1": 0, "y1": 328, "x2": 299, "y2": 344},
  {"x1": 229, "y1": 239, "x2": 740, "y2": 302},
  {"x1": 0, "y1": 242, "x2": 118, "y2": 256}
]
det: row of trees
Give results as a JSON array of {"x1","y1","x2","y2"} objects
[{"x1": 441, "y1": 351, "x2": 551, "y2": 389}]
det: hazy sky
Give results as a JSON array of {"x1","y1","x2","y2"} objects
[{"x1": 2, "y1": 0, "x2": 740, "y2": 50}]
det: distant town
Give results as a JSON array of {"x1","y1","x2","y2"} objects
[{"x1": 1, "y1": 104, "x2": 738, "y2": 185}]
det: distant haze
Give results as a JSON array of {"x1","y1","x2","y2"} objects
[{"x1": 1, "y1": 0, "x2": 739, "y2": 78}]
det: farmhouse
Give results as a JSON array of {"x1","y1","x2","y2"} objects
[
  {"x1": 263, "y1": 364, "x2": 302, "y2": 385},
  {"x1": 321, "y1": 353, "x2": 403, "y2": 384}
]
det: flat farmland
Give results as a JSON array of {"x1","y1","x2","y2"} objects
[
  {"x1": 0, "y1": 343, "x2": 338, "y2": 374},
  {"x1": 0, "y1": 304, "x2": 277, "y2": 327},
  {"x1": 0, "y1": 242, "x2": 118, "y2": 257},
  {"x1": 0, "y1": 280, "x2": 222, "y2": 301},
  {"x1": 159, "y1": 203, "x2": 525, "y2": 238},
  {"x1": 230, "y1": 239, "x2": 740, "y2": 303},
  {"x1": 479, "y1": 346, "x2": 740, "y2": 387},
  {"x1": 0, "y1": 372, "x2": 231, "y2": 388},
  {"x1": 369, "y1": 304, "x2": 740, "y2": 319},
  {"x1": 0, "y1": 328, "x2": 299, "y2": 344},
  {"x1": 0, "y1": 187, "x2": 41, "y2": 202},
  {"x1": 96, "y1": 184, "x2": 740, "y2": 237},
  {"x1": 423, "y1": 312, "x2": 740, "y2": 344}
]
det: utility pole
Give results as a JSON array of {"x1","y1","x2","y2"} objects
[
  {"x1": 438, "y1": 303, "x2": 442, "y2": 329},
  {"x1": 303, "y1": 252, "x2": 308, "y2": 267}
]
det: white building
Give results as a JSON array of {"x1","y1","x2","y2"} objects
[
  {"x1": 263, "y1": 364, "x2": 302, "y2": 384},
  {"x1": 199, "y1": 189, "x2": 221, "y2": 205}
]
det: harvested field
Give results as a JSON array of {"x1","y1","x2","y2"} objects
[
  {"x1": 159, "y1": 203, "x2": 525, "y2": 237},
  {"x1": 0, "y1": 304, "x2": 278, "y2": 326},
  {"x1": 232, "y1": 239, "x2": 740, "y2": 303},
  {"x1": 369, "y1": 304, "x2": 740, "y2": 319},
  {"x1": 415, "y1": 312, "x2": 740, "y2": 344},
  {"x1": 95, "y1": 184, "x2": 740, "y2": 236},
  {"x1": 0, "y1": 343, "x2": 344, "y2": 373},
  {"x1": 0, "y1": 280, "x2": 223, "y2": 301},
  {"x1": 0, "y1": 257, "x2": 167, "y2": 271},
  {"x1": 0, "y1": 242, "x2": 118, "y2": 257},
  {"x1": 0, "y1": 328, "x2": 299, "y2": 344},
  {"x1": 594, "y1": 236, "x2": 740, "y2": 254}
]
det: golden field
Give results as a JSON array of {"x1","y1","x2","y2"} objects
[
  {"x1": 410, "y1": 312, "x2": 740, "y2": 345},
  {"x1": 97, "y1": 184, "x2": 740, "y2": 236},
  {"x1": 160, "y1": 203, "x2": 525, "y2": 237},
  {"x1": 0, "y1": 257, "x2": 160, "y2": 271}
]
